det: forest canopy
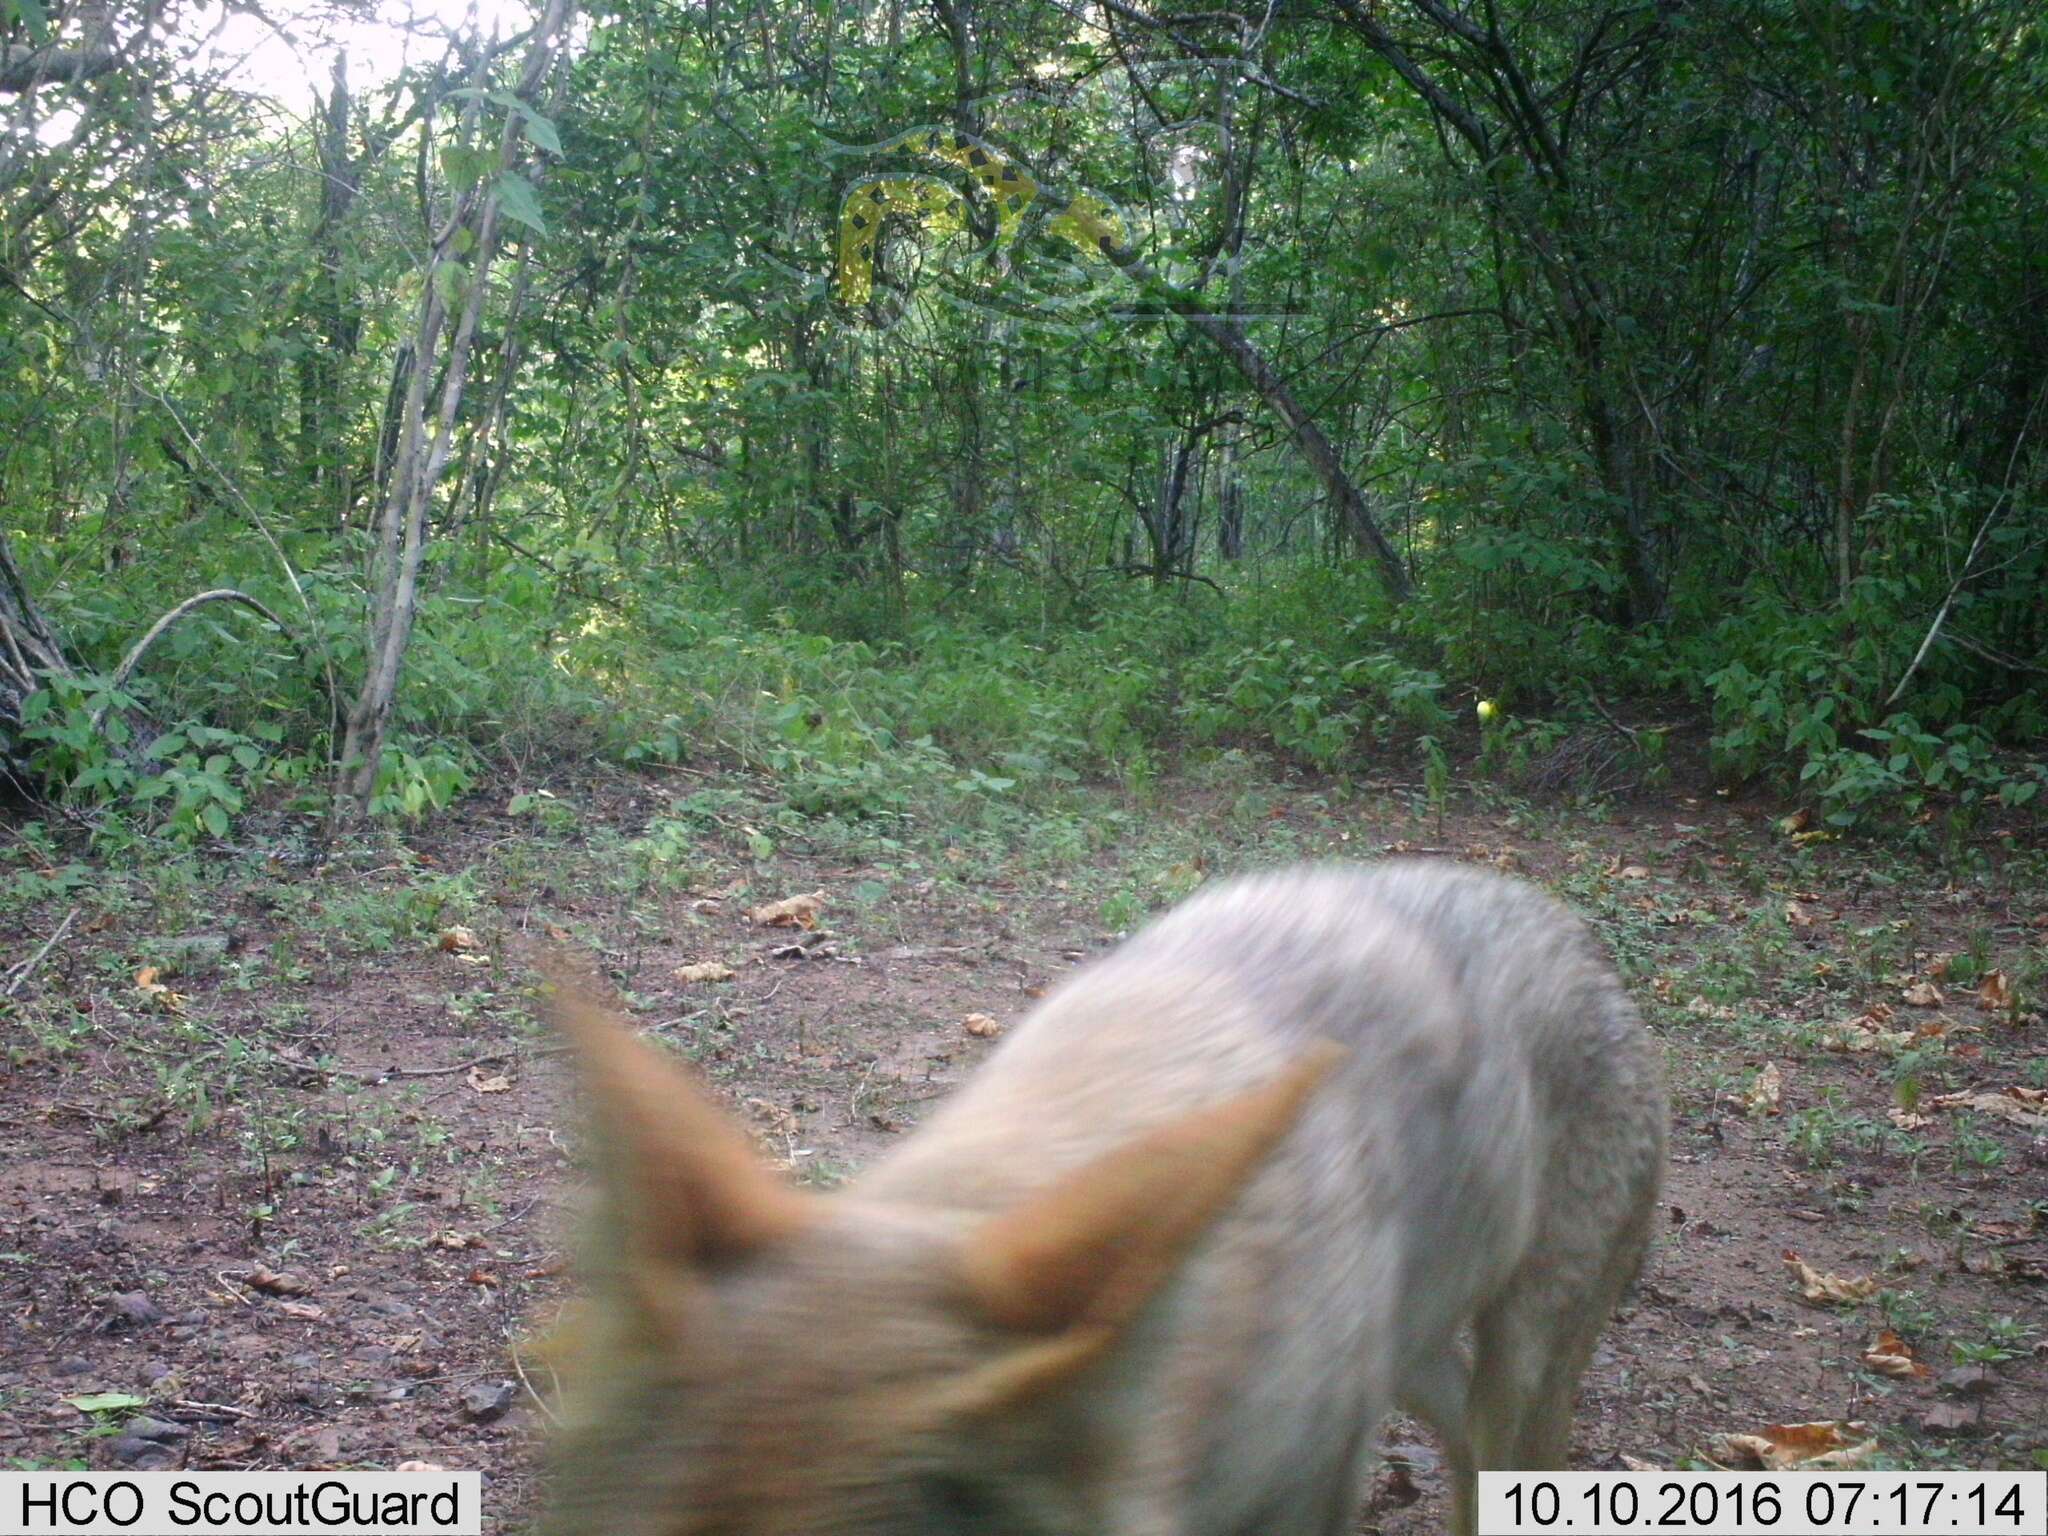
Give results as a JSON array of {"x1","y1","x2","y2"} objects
[{"x1": 2, "y1": 0, "x2": 2044, "y2": 839}]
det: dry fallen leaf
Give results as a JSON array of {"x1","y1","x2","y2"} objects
[
  {"x1": 467, "y1": 1066, "x2": 512, "y2": 1094},
  {"x1": 1785, "y1": 901, "x2": 1818, "y2": 929},
  {"x1": 1901, "y1": 980, "x2": 1945, "y2": 1008},
  {"x1": 1888, "y1": 1107, "x2": 1932, "y2": 1131},
  {"x1": 749, "y1": 891, "x2": 826, "y2": 929},
  {"x1": 1784, "y1": 1250, "x2": 1876, "y2": 1306},
  {"x1": 963, "y1": 1013, "x2": 1003, "y2": 1039},
  {"x1": 1822, "y1": 1006, "x2": 1912, "y2": 1054},
  {"x1": 276, "y1": 1299, "x2": 325, "y2": 1321},
  {"x1": 133, "y1": 966, "x2": 186, "y2": 1013},
  {"x1": 1711, "y1": 1420, "x2": 1876, "y2": 1470},
  {"x1": 1861, "y1": 1329, "x2": 1930, "y2": 1379},
  {"x1": 438, "y1": 925, "x2": 481, "y2": 953},
  {"x1": 1746, "y1": 1062, "x2": 1783, "y2": 1114},
  {"x1": 1618, "y1": 1454, "x2": 1662, "y2": 1472},
  {"x1": 433, "y1": 1231, "x2": 485, "y2": 1251},
  {"x1": 1977, "y1": 970, "x2": 2014, "y2": 1012},
  {"x1": 674, "y1": 960, "x2": 737, "y2": 984},
  {"x1": 1925, "y1": 1087, "x2": 2048, "y2": 1130},
  {"x1": 243, "y1": 1266, "x2": 312, "y2": 1297}
]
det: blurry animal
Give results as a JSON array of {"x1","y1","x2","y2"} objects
[{"x1": 537, "y1": 861, "x2": 1666, "y2": 1536}]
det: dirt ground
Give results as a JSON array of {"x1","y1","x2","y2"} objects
[{"x1": 3, "y1": 761, "x2": 2044, "y2": 1532}]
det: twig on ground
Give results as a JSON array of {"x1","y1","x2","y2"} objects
[
  {"x1": 505, "y1": 1330, "x2": 564, "y2": 1429},
  {"x1": 5, "y1": 906, "x2": 78, "y2": 998}
]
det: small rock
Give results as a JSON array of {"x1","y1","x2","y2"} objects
[
  {"x1": 1920, "y1": 1401, "x2": 1981, "y2": 1436},
  {"x1": 108, "y1": 1436, "x2": 179, "y2": 1470},
  {"x1": 123, "y1": 1416, "x2": 191, "y2": 1444},
  {"x1": 1937, "y1": 1365, "x2": 1996, "y2": 1398},
  {"x1": 459, "y1": 1380, "x2": 517, "y2": 1424},
  {"x1": 1382, "y1": 1441, "x2": 1441, "y2": 1474},
  {"x1": 104, "y1": 1291, "x2": 166, "y2": 1330}
]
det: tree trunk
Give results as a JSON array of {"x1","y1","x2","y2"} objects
[{"x1": 333, "y1": 0, "x2": 572, "y2": 825}]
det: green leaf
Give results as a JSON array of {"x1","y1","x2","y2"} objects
[
  {"x1": 11, "y1": 0, "x2": 50, "y2": 45},
  {"x1": 65, "y1": 1393, "x2": 147, "y2": 1415},
  {"x1": 201, "y1": 801, "x2": 229, "y2": 838},
  {"x1": 520, "y1": 109, "x2": 563, "y2": 157},
  {"x1": 494, "y1": 171, "x2": 546, "y2": 234}
]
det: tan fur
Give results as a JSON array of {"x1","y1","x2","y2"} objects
[{"x1": 538, "y1": 862, "x2": 1667, "y2": 1536}]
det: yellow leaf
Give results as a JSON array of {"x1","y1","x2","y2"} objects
[
  {"x1": 1976, "y1": 970, "x2": 2014, "y2": 1012},
  {"x1": 674, "y1": 961, "x2": 736, "y2": 984},
  {"x1": 1711, "y1": 1420, "x2": 1875, "y2": 1470},
  {"x1": 749, "y1": 891, "x2": 826, "y2": 929},
  {"x1": 1746, "y1": 1061, "x2": 1783, "y2": 1115},
  {"x1": 1784, "y1": 1250, "x2": 1876, "y2": 1306},
  {"x1": 963, "y1": 1012, "x2": 1003, "y2": 1038},
  {"x1": 1860, "y1": 1329, "x2": 1928, "y2": 1379}
]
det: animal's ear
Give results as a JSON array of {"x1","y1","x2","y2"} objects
[
  {"x1": 948, "y1": 1042, "x2": 1344, "y2": 1407},
  {"x1": 541, "y1": 958, "x2": 813, "y2": 1272}
]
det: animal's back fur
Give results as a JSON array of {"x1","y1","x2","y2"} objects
[{"x1": 870, "y1": 861, "x2": 1666, "y2": 1535}]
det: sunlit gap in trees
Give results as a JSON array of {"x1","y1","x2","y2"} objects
[{"x1": 31, "y1": 0, "x2": 540, "y2": 146}]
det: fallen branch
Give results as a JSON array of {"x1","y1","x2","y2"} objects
[
  {"x1": 273, "y1": 1043, "x2": 570, "y2": 1082},
  {"x1": 88, "y1": 590, "x2": 293, "y2": 733},
  {"x1": 4, "y1": 906, "x2": 77, "y2": 998}
]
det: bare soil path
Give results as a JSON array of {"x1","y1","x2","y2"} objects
[{"x1": 4, "y1": 765, "x2": 2043, "y2": 1530}]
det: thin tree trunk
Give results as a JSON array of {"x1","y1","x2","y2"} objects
[{"x1": 333, "y1": 0, "x2": 571, "y2": 825}]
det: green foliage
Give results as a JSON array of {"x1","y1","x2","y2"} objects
[{"x1": 1, "y1": 0, "x2": 2042, "y2": 837}]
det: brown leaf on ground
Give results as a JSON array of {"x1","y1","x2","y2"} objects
[
  {"x1": 1822, "y1": 1006, "x2": 1912, "y2": 1053},
  {"x1": 1925, "y1": 1087, "x2": 2048, "y2": 1130},
  {"x1": 749, "y1": 891, "x2": 826, "y2": 929},
  {"x1": 1746, "y1": 1062, "x2": 1783, "y2": 1115},
  {"x1": 1901, "y1": 980, "x2": 1945, "y2": 1007},
  {"x1": 467, "y1": 1066, "x2": 512, "y2": 1094},
  {"x1": 1710, "y1": 1420, "x2": 1876, "y2": 1470},
  {"x1": 133, "y1": 967, "x2": 186, "y2": 1013},
  {"x1": 674, "y1": 960, "x2": 736, "y2": 983},
  {"x1": 437, "y1": 925, "x2": 481, "y2": 953},
  {"x1": 1784, "y1": 1250, "x2": 1876, "y2": 1305},
  {"x1": 1618, "y1": 1455, "x2": 1662, "y2": 1472},
  {"x1": 1785, "y1": 900, "x2": 1818, "y2": 929},
  {"x1": 276, "y1": 1299, "x2": 325, "y2": 1321},
  {"x1": 1976, "y1": 970, "x2": 2014, "y2": 1012},
  {"x1": 963, "y1": 1012, "x2": 1003, "y2": 1038},
  {"x1": 1861, "y1": 1329, "x2": 1930, "y2": 1378},
  {"x1": 243, "y1": 1266, "x2": 312, "y2": 1297}
]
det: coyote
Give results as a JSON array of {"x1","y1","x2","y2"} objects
[{"x1": 539, "y1": 861, "x2": 1666, "y2": 1536}]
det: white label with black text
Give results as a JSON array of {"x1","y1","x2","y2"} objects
[
  {"x1": 1479, "y1": 1471, "x2": 2046, "y2": 1536},
  {"x1": 1, "y1": 1471, "x2": 482, "y2": 1536}
]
